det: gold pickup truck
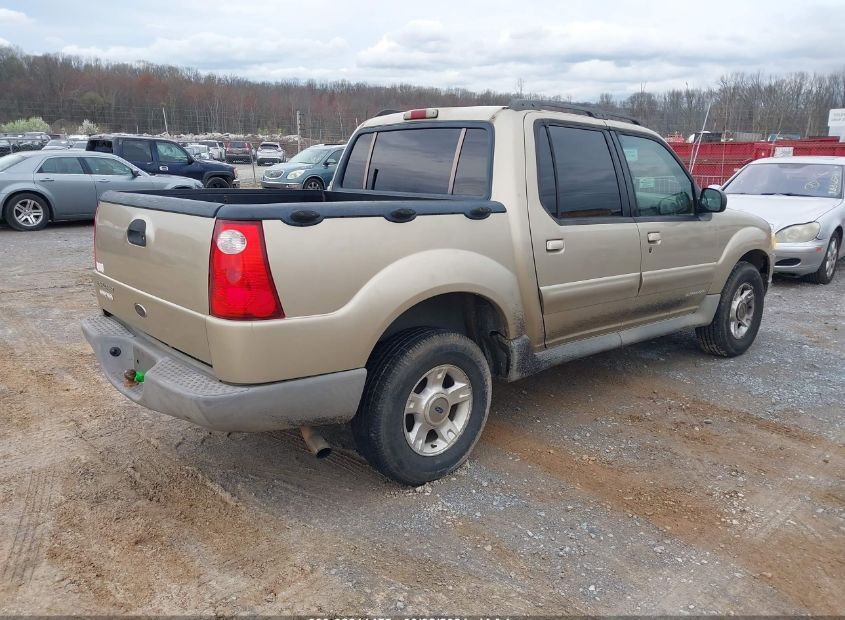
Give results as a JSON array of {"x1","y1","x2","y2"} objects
[{"x1": 83, "y1": 103, "x2": 774, "y2": 485}]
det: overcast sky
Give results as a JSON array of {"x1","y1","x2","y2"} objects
[{"x1": 1, "y1": 0, "x2": 844, "y2": 99}]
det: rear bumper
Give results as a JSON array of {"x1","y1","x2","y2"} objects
[
  {"x1": 81, "y1": 314, "x2": 366, "y2": 432},
  {"x1": 773, "y1": 242, "x2": 826, "y2": 275}
]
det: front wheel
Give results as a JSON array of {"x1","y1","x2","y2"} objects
[
  {"x1": 806, "y1": 235, "x2": 839, "y2": 284},
  {"x1": 205, "y1": 177, "x2": 231, "y2": 189},
  {"x1": 302, "y1": 177, "x2": 324, "y2": 191},
  {"x1": 4, "y1": 193, "x2": 49, "y2": 231},
  {"x1": 351, "y1": 328, "x2": 492, "y2": 485},
  {"x1": 696, "y1": 261, "x2": 765, "y2": 357}
]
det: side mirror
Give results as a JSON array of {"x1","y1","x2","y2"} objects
[
  {"x1": 699, "y1": 186, "x2": 727, "y2": 213},
  {"x1": 325, "y1": 159, "x2": 337, "y2": 167},
  {"x1": 131, "y1": 168, "x2": 140, "y2": 177}
]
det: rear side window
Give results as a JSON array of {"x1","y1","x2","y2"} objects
[
  {"x1": 122, "y1": 139, "x2": 153, "y2": 161},
  {"x1": 341, "y1": 133, "x2": 372, "y2": 189},
  {"x1": 452, "y1": 129, "x2": 488, "y2": 196},
  {"x1": 38, "y1": 157, "x2": 85, "y2": 174},
  {"x1": 537, "y1": 125, "x2": 623, "y2": 219},
  {"x1": 341, "y1": 126, "x2": 490, "y2": 196}
]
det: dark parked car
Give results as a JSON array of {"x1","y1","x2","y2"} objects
[
  {"x1": 86, "y1": 135, "x2": 239, "y2": 188},
  {"x1": 225, "y1": 140, "x2": 253, "y2": 163}
]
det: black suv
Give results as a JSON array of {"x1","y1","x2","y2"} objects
[{"x1": 86, "y1": 135, "x2": 239, "y2": 188}]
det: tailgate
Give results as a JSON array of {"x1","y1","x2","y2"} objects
[{"x1": 93, "y1": 194, "x2": 220, "y2": 363}]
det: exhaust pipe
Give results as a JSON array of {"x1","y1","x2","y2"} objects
[{"x1": 300, "y1": 426, "x2": 331, "y2": 459}]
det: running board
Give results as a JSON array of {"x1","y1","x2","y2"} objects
[{"x1": 501, "y1": 295, "x2": 720, "y2": 382}]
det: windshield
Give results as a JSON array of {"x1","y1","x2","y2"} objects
[
  {"x1": 725, "y1": 163, "x2": 843, "y2": 199},
  {"x1": 0, "y1": 154, "x2": 26, "y2": 172},
  {"x1": 289, "y1": 147, "x2": 330, "y2": 165},
  {"x1": 46, "y1": 140, "x2": 69, "y2": 147}
]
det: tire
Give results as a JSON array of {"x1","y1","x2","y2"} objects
[
  {"x1": 205, "y1": 177, "x2": 230, "y2": 189},
  {"x1": 302, "y1": 177, "x2": 324, "y2": 191},
  {"x1": 4, "y1": 193, "x2": 49, "y2": 231},
  {"x1": 696, "y1": 261, "x2": 765, "y2": 357},
  {"x1": 806, "y1": 234, "x2": 840, "y2": 284},
  {"x1": 351, "y1": 328, "x2": 492, "y2": 485}
]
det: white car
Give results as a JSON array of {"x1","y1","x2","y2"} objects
[
  {"x1": 196, "y1": 140, "x2": 225, "y2": 161},
  {"x1": 723, "y1": 156, "x2": 844, "y2": 284},
  {"x1": 256, "y1": 142, "x2": 286, "y2": 166}
]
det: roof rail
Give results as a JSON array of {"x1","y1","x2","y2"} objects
[{"x1": 509, "y1": 99, "x2": 641, "y2": 126}]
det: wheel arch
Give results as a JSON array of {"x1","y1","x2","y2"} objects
[
  {"x1": 2, "y1": 189, "x2": 55, "y2": 222},
  {"x1": 302, "y1": 175, "x2": 325, "y2": 189},
  {"x1": 373, "y1": 291, "x2": 513, "y2": 378},
  {"x1": 737, "y1": 248, "x2": 771, "y2": 291}
]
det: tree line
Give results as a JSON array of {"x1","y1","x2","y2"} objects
[{"x1": 1, "y1": 46, "x2": 843, "y2": 142}]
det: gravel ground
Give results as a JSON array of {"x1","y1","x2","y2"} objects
[{"x1": 0, "y1": 222, "x2": 843, "y2": 615}]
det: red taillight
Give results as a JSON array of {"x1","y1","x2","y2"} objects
[{"x1": 209, "y1": 220, "x2": 284, "y2": 320}]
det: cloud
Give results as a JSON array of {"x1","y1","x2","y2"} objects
[
  {"x1": 0, "y1": 8, "x2": 30, "y2": 25},
  {"x1": 62, "y1": 33, "x2": 349, "y2": 72},
  {"x1": 6, "y1": 0, "x2": 845, "y2": 99},
  {"x1": 0, "y1": 36, "x2": 10, "y2": 47}
]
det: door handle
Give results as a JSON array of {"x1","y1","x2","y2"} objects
[
  {"x1": 98, "y1": 179, "x2": 110, "y2": 183},
  {"x1": 159, "y1": 165, "x2": 169, "y2": 172},
  {"x1": 647, "y1": 232, "x2": 662, "y2": 244},
  {"x1": 546, "y1": 239, "x2": 564, "y2": 252},
  {"x1": 40, "y1": 177, "x2": 55, "y2": 182}
]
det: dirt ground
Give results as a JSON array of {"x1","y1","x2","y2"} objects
[{"x1": 1, "y1": 222, "x2": 843, "y2": 615}]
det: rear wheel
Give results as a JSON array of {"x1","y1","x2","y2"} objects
[
  {"x1": 352, "y1": 328, "x2": 491, "y2": 485},
  {"x1": 806, "y1": 235, "x2": 840, "y2": 284},
  {"x1": 205, "y1": 177, "x2": 230, "y2": 189},
  {"x1": 696, "y1": 261, "x2": 765, "y2": 357},
  {"x1": 303, "y1": 177, "x2": 325, "y2": 191},
  {"x1": 4, "y1": 193, "x2": 49, "y2": 231}
]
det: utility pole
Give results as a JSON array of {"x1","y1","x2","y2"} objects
[
  {"x1": 296, "y1": 110, "x2": 302, "y2": 153},
  {"x1": 161, "y1": 105, "x2": 169, "y2": 135}
]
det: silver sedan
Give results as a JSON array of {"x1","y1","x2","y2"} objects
[
  {"x1": 723, "y1": 156, "x2": 845, "y2": 284},
  {"x1": 0, "y1": 150, "x2": 203, "y2": 231}
]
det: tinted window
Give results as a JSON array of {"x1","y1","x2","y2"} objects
[
  {"x1": 536, "y1": 128, "x2": 557, "y2": 214},
  {"x1": 38, "y1": 157, "x2": 85, "y2": 174},
  {"x1": 340, "y1": 133, "x2": 372, "y2": 189},
  {"x1": 367, "y1": 128, "x2": 460, "y2": 194},
  {"x1": 544, "y1": 125, "x2": 623, "y2": 218},
  {"x1": 85, "y1": 157, "x2": 132, "y2": 176},
  {"x1": 619, "y1": 134, "x2": 694, "y2": 216},
  {"x1": 156, "y1": 141, "x2": 189, "y2": 164},
  {"x1": 452, "y1": 128, "x2": 489, "y2": 196},
  {"x1": 122, "y1": 139, "x2": 152, "y2": 161},
  {"x1": 327, "y1": 149, "x2": 343, "y2": 164}
]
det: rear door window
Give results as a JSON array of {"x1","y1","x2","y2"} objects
[
  {"x1": 340, "y1": 126, "x2": 490, "y2": 196},
  {"x1": 538, "y1": 125, "x2": 624, "y2": 219},
  {"x1": 122, "y1": 139, "x2": 153, "y2": 161},
  {"x1": 38, "y1": 157, "x2": 85, "y2": 174}
]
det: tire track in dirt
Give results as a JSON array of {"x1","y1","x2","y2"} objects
[
  {"x1": 1, "y1": 468, "x2": 56, "y2": 586},
  {"x1": 481, "y1": 414, "x2": 843, "y2": 614}
]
